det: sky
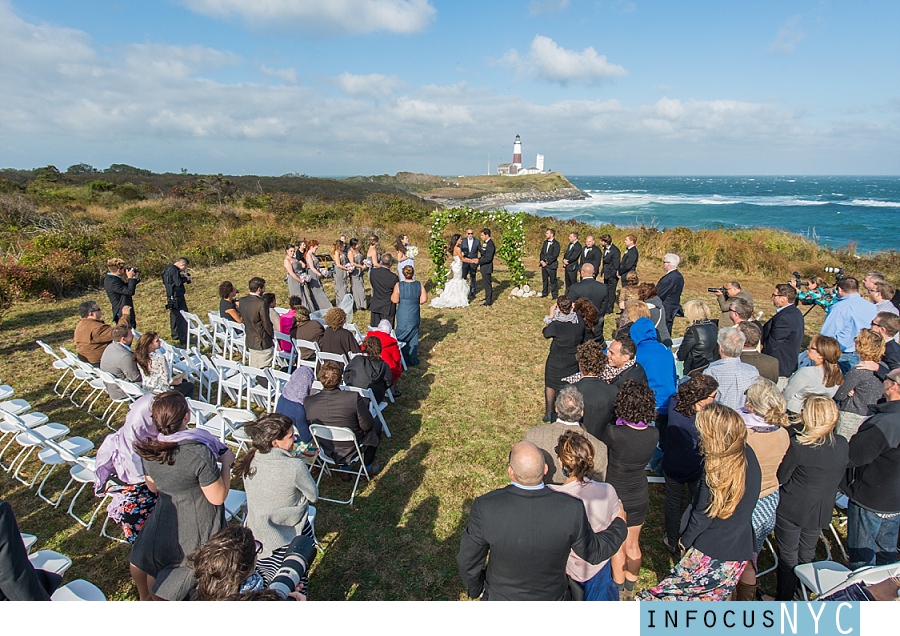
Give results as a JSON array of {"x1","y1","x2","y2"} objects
[{"x1": 1, "y1": 0, "x2": 898, "y2": 176}]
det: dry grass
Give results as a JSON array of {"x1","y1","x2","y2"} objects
[{"x1": 0, "y1": 223, "x2": 846, "y2": 600}]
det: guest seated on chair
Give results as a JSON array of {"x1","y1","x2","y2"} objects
[
  {"x1": 344, "y1": 335, "x2": 394, "y2": 403},
  {"x1": 74, "y1": 300, "x2": 131, "y2": 364},
  {"x1": 219, "y1": 281, "x2": 242, "y2": 323},
  {"x1": 366, "y1": 319, "x2": 404, "y2": 393},
  {"x1": 782, "y1": 334, "x2": 843, "y2": 416},
  {"x1": 304, "y1": 361, "x2": 382, "y2": 477},
  {"x1": 133, "y1": 331, "x2": 194, "y2": 398},
  {"x1": 289, "y1": 305, "x2": 324, "y2": 361},
  {"x1": 319, "y1": 307, "x2": 360, "y2": 360},
  {"x1": 274, "y1": 366, "x2": 315, "y2": 443}
]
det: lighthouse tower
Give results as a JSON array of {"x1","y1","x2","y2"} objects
[{"x1": 513, "y1": 134, "x2": 522, "y2": 168}]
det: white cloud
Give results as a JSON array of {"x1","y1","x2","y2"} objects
[
  {"x1": 178, "y1": 0, "x2": 436, "y2": 35},
  {"x1": 770, "y1": 15, "x2": 806, "y2": 55},
  {"x1": 336, "y1": 73, "x2": 404, "y2": 100},
  {"x1": 261, "y1": 65, "x2": 299, "y2": 84},
  {"x1": 528, "y1": 0, "x2": 570, "y2": 16},
  {"x1": 502, "y1": 35, "x2": 627, "y2": 85}
]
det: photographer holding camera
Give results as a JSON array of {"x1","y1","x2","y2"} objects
[
  {"x1": 711, "y1": 281, "x2": 752, "y2": 328},
  {"x1": 105, "y1": 258, "x2": 139, "y2": 328},
  {"x1": 790, "y1": 274, "x2": 836, "y2": 312},
  {"x1": 162, "y1": 257, "x2": 191, "y2": 347}
]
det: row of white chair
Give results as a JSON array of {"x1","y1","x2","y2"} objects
[{"x1": 20, "y1": 533, "x2": 107, "y2": 601}]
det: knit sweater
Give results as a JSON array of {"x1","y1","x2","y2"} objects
[{"x1": 242, "y1": 448, "x2": 318, "y2": 558}]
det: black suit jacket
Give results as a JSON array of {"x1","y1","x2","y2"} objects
[
  {"x1": 580, "y1": 245, "x2": 602, "y2": 277},
  {"x1": 567, "y1": 278, "x2": 607, "y2": 317},
  {"x1": 304, "y1": 388, "x2": 380, "y2": 464},
  {"x1": 161, "y1": 263, "x2": 188, "y2": 299},
  {"x1": 457, "y1": 485, "x2": 627, "y2": 600},
  {"x1": 460, "y1": 236, "x2": 482, "y2": 260},
  {"x1": 574, "y1": 376, "x2": 619, "y2": 440},
  {"x1": 478, "y1": 239, "x2": 495, "y2": 274},
  {"x1": 104, "y1": 272, "x2": 137, "y2": 324},
  {"x1": 238, "y1": 293, "x2": 274, "y2": 351},
  {"x1": 778, "y1": 434, "x2": 849, "y2": 529},
  {"x1": 618, "y1": 246, "x2": 638, "y2": 277},
  {"x1": 656, "y1": 269, "x2": 684, "y2": 319},
  {"x1": 563, "y1": 241, "x2": 582, "y2": 274},
  {"x1": 601, "y1": 245, "x2": 621, "y2": 280},
  {"x1": 609, "y1": 362, "x2": 648, "y2": 388},
  {"x1": 540, "y1": 239, "x2": 560, "y2": 269},
  {"x1": 0, "y1": 499, "x2": 61, "y2": 600},
  {"x1": 369, "y1": 267, "x2": 399, "y2": 315},
  {"x1": 761, "y1": 305, "x2": 805, "y2": 377}
]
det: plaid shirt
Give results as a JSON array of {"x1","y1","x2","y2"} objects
[{"x1": 703, "y1": 356, "x2": 759, "y2": 410}]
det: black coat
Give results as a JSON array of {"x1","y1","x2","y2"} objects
[
  {"x1": 369, "y1": 267, "x2": 399, "y2": 316},
  {"x1": 540, "y1": 239, "x2": 560, "y2": 269},
  {"x1": 161, "y1": 263, "x2": 188, "y2": 299},
  {"x1": 609, "y1": 362, "x2": 648, "y2": 388},
  {"x1": 677, "y1": 321, "x2": 719, "y2": 374},
  {"x1": 567, "y1": 278, "x2": 607, "y2": 318},
  {"x1": 457, "y1": 485, "x2": 627, "y2": 600},
  {"x1": 778, "y1": 435, "x2": 849, "y2": 529},
  {"x1": 601, "y1": 245, "x2": 621, "y2": 280},
  {"x1": 842, "y1": 400, "x2": 900, "y2": 513},
  {"x1": 478, "y1": 239, "x2": 496, "y2": 274},
  {"x1": 104, "y1": 272, "x2": 137, "y2": 325},
  {"x1": 618, "y1": 246, "x2": 638, "y2": 277},
  {"x1": 305, "y1": 388, "x2": 380, "y2": 464},
  {"x1": 563, "y1": 241, "x2": 583, "y2": 274},
  {"x1": 0, "y1": 498, "x2": 61, "y2": 600},
  {"x1": 574, "y1": 376, "x2": 619, "y2": 440},
  {"x1": 761, "y1": 305, "x2": 805, "y2": 377},
  {"x1": 656, "y1": 269, "x2": 684, "y2": 320},
  {"x1": 580, "y1": 245, "x2": 602, "y2": 278}
]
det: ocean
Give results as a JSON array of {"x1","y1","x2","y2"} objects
[{"x1": 506, "y1": 176, "x2": 900, "y2": 254}]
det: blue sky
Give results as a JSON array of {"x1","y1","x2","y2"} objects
[{"x1": 1, "y1": 0, "x2": 898, "y2": 176}]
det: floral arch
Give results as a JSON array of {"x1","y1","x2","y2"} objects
[{"x1": 427, "y1": 207, "x2": 527, "y2": 289}]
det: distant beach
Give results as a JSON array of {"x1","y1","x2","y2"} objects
[{"x1": 506, "y1": 176, "x2": 900, "y2": 254}]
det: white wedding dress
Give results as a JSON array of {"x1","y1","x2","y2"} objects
[{"x1": 430, "y1": 255, "x2": 470, "y2": 308}]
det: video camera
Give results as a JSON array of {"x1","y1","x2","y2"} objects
[{"x1": 268, "y1": 534, "x2": 317, "y2": 600}]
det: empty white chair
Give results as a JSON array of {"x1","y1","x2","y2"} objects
[
  {"x1": 37, "y1": 340, "x2": 73, "y2": 395},
  {"x1": 65, "y1": 458, "x2": 108, "y2": 530},
  {"x1": 317, "y1": 351, "x2": 348, "y2": 368},
  {"x1": 52, "y1": 579, "x2": 107, "y2": 601},
  {"x1": 181, "y1": 310, "x2": 214, "y2": 353},
  {"x1": 6, "y1": 418, "x2": 70, "y2": 482},
  {"x1": 29, "y1": 550, "x2": 73, "y2": 576},
  {"x1": 224, "y1": 489, "x2": 248, "y2": 523},
  {"x1": 0, "y1": 385, "x2": 13, "y2": 401},
  {"x1": 20, "y1": 533, "x2": 36, "y2": 553},
  {"x1": 242, "y1": 365, "x2": 276, "y2": 413},
  {"x1": 213, "y1": 355, "x2": 245, "y2": 407},
  {"x1": 35, "y1": 436, "x2": 95, "y2": 505},
  {"x1": 0, "y1": 398, "x2": 31, "y2": 416}
]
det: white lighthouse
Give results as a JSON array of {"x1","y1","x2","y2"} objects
[{"x1": 513, "y1": 134, "x2": 522, "y2": 168}]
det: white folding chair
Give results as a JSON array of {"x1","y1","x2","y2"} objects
[
  {"x1": 213, "y1": 355, "x2": 245, "y2": 407},
  {"x1": 0, "y1": 410, "x2": 50, "y2": 469},
  {"x1": 219, "y1": 407, "x2": 256, "y2": 450},
  {"x1": 340, "y1": 385, "x2": 391, "y2": 438},
  {"x1": 37, "y1": 340, "x2": 73, "y2": 395},
  {"x1": 308, "y1": 505, "x2": 324, "y2": 552},
  {"x1": 29, "y1": 550, "x2": 73, "y2": 576},
  {"x1": 242, "y1": 365, "x2": 277, "y2": 413},
  {"x1": 35, "y1": 436, "x2": 95, "y2": 505},
  {"x1": 816, "y1": 562, "x2": 900, "y2": 599},
  {"x1": 268, "y1": 368, "x2": 291, "y2": 406},
  {"x1": 317, "y1": 351, "x2": 349, "y2": 368},
  {"x1": 389, "y1": 329, "x2": 409, "y2": 371},
  {"x1": 52, "y1": 579, "x2": 107, "y2": 601},
  {"x1": 107, "y1": 379, "x2": 145, "y2": 430},
  {"x1": 5, "y1": 417, "x2": 70, "y2": 482},
  {"x1": 308, "y1": 424, "x2": 372, "y2": 506},
  {"x1": 346, "y1": 323, "x2": 364, "y2": 345},
  {"x1": 208, "y1": 313, "x2": 229, "y2": 356},
  {"x1": 187, "y1": 348, "x2": 217, "y2": 403},
  {"x1": 0, "y1": 384, "x2": 13, "y2": 401},
  {"x1": 224, "y1": 489, "x2": 248, "y2": 523},
  {"x1": 293, "y1": 338, "x2": 321, "y2": 371},
  {"x1": 65, "y1": 458, "x2": 108, "y2": 530},
  {"x1": 0, "y1": 397, "x2": 32, "y2": 416},
  {"x1": 272, "y1": 331, "x2": 296, "y2": 371},
  {"x1": 21, "y1": 533, "x2": 36, "y2": 553},
  {"x1": 181, "y1": 310, "x2": 214, "y2": 353},
  {"x1": 224, "y1": 320, "x2": 247, "y2": 364}
]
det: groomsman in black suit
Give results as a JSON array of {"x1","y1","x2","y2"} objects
[
  {"x1": 460, "y1": 227, "x2": 481, "y2": 298},
  {"x1": 598, "y1": 234, "x2": 621, "y2": 315},
  {"x1": 580, "y1": 235, "x2": 602, "y2": 282},
  {"x1": 562, "y1": 232, "x2": 582, "y2": 292},
  {"x1": 478, "y1": 229, "x2": 496, "y2": 306},
  {"x1": 618, "y1": 234, "x2": 639, "y2": 279},
  {"x1": 539, "y1": 228, "x2": 560, "y2": 299},
  {"x1": 456, "y1": 441, "x2": 627, "y2": 601}
]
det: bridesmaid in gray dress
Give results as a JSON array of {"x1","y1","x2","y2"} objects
[
  {"x1": 304, "y1": 240, "x2": 333, "y2": 312},
  {"x1": 285, "y1": 242, "x2": 313, "y2": 311},
  {"x1": 332, "y1": 239, "x2": 352, "y2": 305},
  {"x1": 347, "y1": 238, "x2": 368, "y2": 310}
]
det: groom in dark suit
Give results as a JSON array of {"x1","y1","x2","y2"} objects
[
  {"x1": 460, "y1": 227, "x2": 481, "y2": 298},
  {"x1": 539, "y1": 228, "x2": 560, "y2": 299},
  {"x1": 598, "y1": 234, "x2": 620, "y2": 315},
  {"x1": 562, "y1": 232, "x2": 583, "y2": 292},
  {"x1": 478, "y1": 229, "x2": 496, "y2": 306},
  {"x1": 457, "y1": 441, "x2": 627, "y2": 600}
]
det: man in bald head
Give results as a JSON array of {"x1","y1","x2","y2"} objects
[{"x1": 457, "y1": 441, "x2": 627, "y2": 600}]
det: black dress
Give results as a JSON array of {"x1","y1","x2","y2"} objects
[
  {"x1": 543, "y1": 318, "x2": 586, "y2": 390},
  {"x1": 601, "y1": 423, "x2": 659, "y2": 527},
  {"x1": 219, "y1": 298, "x2": 240, "y2": 322}
]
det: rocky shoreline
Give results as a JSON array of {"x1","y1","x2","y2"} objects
[{"x1": 431, "y1": 186, "x2": 587, "y2": 210}]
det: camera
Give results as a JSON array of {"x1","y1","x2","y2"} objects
[
  {"x1": 824, "y1": 266, "x2": 845, "y2": 280},
  {"x1": 268, "y1": 534, "x2": 316, "y2": 599},
  {"x1": 126, "y1": 266, "x2": 141, "y2": 282},
  {"x1": 791, "y1": 272, "x2": 809, "y2": 287},
  {"x1": 707, "y1": 286, "x2": 728, "y2": 297}
]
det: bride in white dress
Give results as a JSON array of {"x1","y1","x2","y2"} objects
[{"x1": 430, "y1": 233, "x2": 478, "y2": 309}]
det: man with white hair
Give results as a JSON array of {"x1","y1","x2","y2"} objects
[
  {"x1": 656, "y1": 253, "x2": 684, "y2": 336},
  {"x1": 457, "y1": 440, "x2": 626, "y2": 601},
  {"x1": 703, "y1": 327, "x2": 760, "y2": 410}
]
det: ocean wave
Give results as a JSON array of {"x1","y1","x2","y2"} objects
[
  {"x1": 844, "y1": 199, "x2": 900, "y2": 208},
  {"x1": 513, "y1": 191, "x2": 838, "y2": 210}
]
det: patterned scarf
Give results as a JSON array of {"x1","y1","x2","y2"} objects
[{"x1": 600, "y1": 359, "x2": 635, "y2": 382}]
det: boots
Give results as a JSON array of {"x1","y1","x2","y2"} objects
[{"x1": 732, "y1": 580, "x2": 757, "y2": 601}]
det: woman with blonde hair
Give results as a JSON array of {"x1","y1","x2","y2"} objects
[
  {"x1": 618, "y1": 271, "x2": 640, "y2": 310},
  {"x1": 549, "y1": 431, "x2": 622, "y2": 601},
  {"x1": 773, "y1": 394, "x2": 849, "y2": 600},
  {"x1": 734, "y1": 378, "x2": 790, "y2": 600},
  {"x1": 641, "y1": 403, "x2": 761, "y2": 601},
  {"x1": 782, "y1": 334, "x2": 843, "y2": 414},
  {"x1": 615, "y1": 299, "x2": 651, "y2": 339},
  {"x1": 677, "y1": 299, "x2": 718, "y2": 375},
  {"x1": 834, "y1": 328, "x2": 885, "y2": 439}
]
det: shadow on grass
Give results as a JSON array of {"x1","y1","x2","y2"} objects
[
  {"x1": 312, "y1": 441, "x2": 470, "y2": 600},
  {"x1": 1, "y1": 305, "x2": 78, "y2": 332}
]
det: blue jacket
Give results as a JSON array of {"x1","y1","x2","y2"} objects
[{"x1": 629, "y1": 318, "x2": 677, "y2": 415}]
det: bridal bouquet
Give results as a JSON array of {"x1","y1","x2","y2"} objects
[
  {"x1": 363, "y1": 258, "x2": 373, "y2": 268},
  {"x1": 297, "y1": 272, "x2": 311, "y2": 284},
  {"x1": 406, "y1": 245, "x2": 419, "y2": 259}
]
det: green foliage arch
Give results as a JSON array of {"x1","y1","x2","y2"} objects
[{"x1": 427, "y1": 207, "x2": 527, "y2": 289}]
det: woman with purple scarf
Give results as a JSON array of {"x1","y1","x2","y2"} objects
[
  {"x1": 274, "y1": 366, "x2": 315, "y2": 444},
  {"x1": 128, "y1": 390, "x2": 234, "y2": 601}
]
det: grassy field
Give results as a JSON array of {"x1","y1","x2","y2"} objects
[{"x1": 0, "y1": 232, "x2": 839, "y2": 600}]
